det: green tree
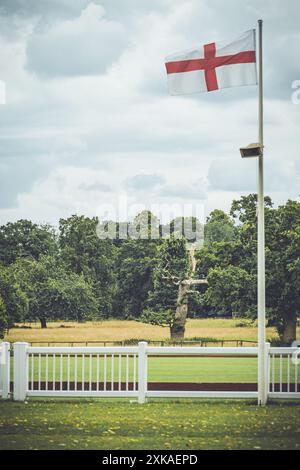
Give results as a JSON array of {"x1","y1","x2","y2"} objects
[
  {"x1": 199, "y1": 195, "x2": 300, "y2": 344},
  {"x1": 113, "y1": 212, "x2": 161, "y2": 318},
  {"x1": 59, "y1": 215, "x2": 116, "y2": 317},
  {"x1": 39, "y1": 273, "x2": 99, "y2": 324},
  {"x1": 0, "y1": 264, "x2": 28, "y2": 336},
  {"x1": 204, "y1": 209, "x2": 236, "y2": 246},
  {"x1": 13, "y1": 256, "x2": 98, "y2": 328},
  {"x1": 114, "y1": 239, "x2": 159, "y2": 318},
  {"x1": 0, "y1": 220, "x2": 57, "y2": 265},
  {"x1": 0, "y1": 296, "x2": 7, "y2": 339},
  {"x1": 266, "y1": 200, "x2": 300, "y2": 342},
  {"x1": 205, "y1": 266, "x2": 256, "y2": 317}
]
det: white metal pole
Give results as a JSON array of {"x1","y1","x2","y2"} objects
[{"x1": 257, "y1": 19, "x2": 267, "y2": 405}]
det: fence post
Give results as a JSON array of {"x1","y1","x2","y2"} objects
[
  {"x1": 264, "y1": 342, "x2": 270, "y2": 404},
  {"x1": 0, "y1": 342, "x2": 10, "y2": 399},
  {"x1": 14, "y1": 342, "x2": 29, "y2": 401},
  {"x1": 138, "y1": 341, "x2": 147, "y2": 404}
]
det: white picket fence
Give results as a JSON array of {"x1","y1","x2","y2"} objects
[
  {"x1": 0, "y1": 342, "x2": 10, "y2": 399},
  {"x1": 268, "y1": 347, "x2": 300, "y2": 399},
  {"x1": 7, "y1": 341, "x2": 300, "y2": 402}
]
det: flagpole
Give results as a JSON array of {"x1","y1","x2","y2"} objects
[{"x1": 257, "y1": 19, "x2": 266, "y2": 405}]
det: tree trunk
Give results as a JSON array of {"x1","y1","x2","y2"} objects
[
  {"x1": 170, "y1": 282, "x2": 189, "y2": 340},
  {"x1": 40, "y1": 318, "x2": 47, "y2": 329},
  {"x1": 170, "y1": 322, "x2": 185, "y2": 340},
  {"x1": 169, "y1": 248, "x2": 208, "y2": 340},
  {"x1": 281, "y1": 313, "x2": 297, "y2": 344}
]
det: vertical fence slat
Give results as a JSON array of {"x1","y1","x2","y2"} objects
[
  {"x1": 133, "y1": 353, "x2": 136, "y2": 391},
  {"x1": 45, "y1": 354, "x2": 48, "y2": 391},
  {"x1": 104, "y1": 354, "x2": 107, "y2": 391},
  {"x1": 89, "y1": 354, "x2": 92, "y2": 391},
  {"x1": 287, "y1": 354, "x2": 290, "y2": 393},
  {"x1": 118, "y1": 354, "x2": 122, "y2": 391},
  {"x1": 60, "y1": 354, "x2": 63, "y2": 391},
  {"x1": 268, "y1": 349, "x2": 271, "y2": 393},
  {"x1": 31, "y1": 354, "x2": 34, "y2": 391},
  {"x1": 295, "y1": 359, "x2": 298, "y2": 393},
  {"x1": 126, "y1": 354, "x2": 129, "y2": 391},
  {"x1": 272, "y1": 353, "x2": 275, "y2": 393},
  {"x1": 74, "y1": 354, "x2": 77, "y2": 391},
  {"x1": 38, "y1": 353, "x2": 41, "y2": 391},
  {"x1": 67, "y1": 354, "x2": 70, "y2": 392},
  {"x1": 82, "y1": 354, "x2": 85, "y2": 391},
  {"x1": 96, "y1": 354, "x2": 100, "y2": 391},
  {"x1": 279, "y1": 354, "x2": 282, "y2": 393},
  {"x1": 53, "y1": 354, "x2": 56, "y2": 391},
  {"x1": 111, "y1": 354, "x2": 114, "y2": 391}
]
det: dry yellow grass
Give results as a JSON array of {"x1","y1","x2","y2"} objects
[{"x1": 4, "y1": 318, "x2": 285, "y2": 343}]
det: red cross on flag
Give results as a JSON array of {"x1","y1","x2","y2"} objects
[{"x1": 165, "y1": 30, "x2": 257, "y2": 95}]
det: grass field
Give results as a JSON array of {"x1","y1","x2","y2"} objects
[
  {"x1": 5, "y1": 318, "x2": 288, "y2": 344},
  {"x1": 1, "y1": 399, "x2": 300, "y2": 450}
]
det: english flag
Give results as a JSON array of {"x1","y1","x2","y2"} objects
[{"x1": 165, "y1": 30, "x2": 257, "y2": 95}]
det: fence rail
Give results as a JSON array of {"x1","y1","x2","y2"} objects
[
  {"x1": 26, "y1": 339, "x2": 258, "y2": 347},
  {"x1": 1, "y1": 341, "x2": 299, "y2": 402}
]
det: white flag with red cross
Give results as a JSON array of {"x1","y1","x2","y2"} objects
[{"x1": 165, "y1": 30, "x2": 257, "y2": 95}]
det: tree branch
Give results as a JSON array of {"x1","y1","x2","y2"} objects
[{"x1": 181, "y1": 278, "x2": 208, "y2": 286}]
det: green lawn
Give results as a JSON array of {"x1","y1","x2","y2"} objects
[
  {"x1": 17, "y1": 354, "x2": 299, "y2": 385},
  {"x1": 0, "y1": 399, "x2": 300, "y2": 450}
]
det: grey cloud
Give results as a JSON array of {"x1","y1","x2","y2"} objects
[
  {"x1": 264, "y1": 159, "x2": 299, "y2": 193},
  {"x1": 0, "y1": 1, "x2": 95, "y2": 41},
  {"x1": 0, "y1": 1, "x2": 93, "y2": 21},
  {"x1": 0, "y1": 0, "x2": 170, "y2": 43},
  {"x1": 124, "y1": 174, "x2": 166, "y2": 191},
  {"x1": 0, "y1": 134, "x2": 87, "y2": 208},
  {"x1": 79, "y1": 181, "x2": 111, "y2": 192},
  {"x1": 0, "y1": 134, "x2": 86, "y2": 157},
  {"x1": 0, "y1": 0, "x2": 169, "y2": 22},
  {"x1": 208, "y1": 156, "x2": 299, "y2": 193},
  {"x1": 294, "y1": 156, "x2": 300, "y2": 174},
  {"x1": 124, "y1": 174, "x2": 207, "y2": 200},
  {"x1": 208, "y1": 157, "x2": 257, "y2": 192},
  {"x1": 25, "y1": 4, "x2": 127, "y2": 78},
  {"x1": 0, "y1": 154, "x2": 47, "y2": 208},
  {"x1": 160, "y1": 181, "x2": 207, "y2": 200}
]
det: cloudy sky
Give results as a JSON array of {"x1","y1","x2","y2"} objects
[{"x1": 0, "y1": 0, "x2": 299, "y2": 225}]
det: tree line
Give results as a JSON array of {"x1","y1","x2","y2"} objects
[{"x1": 0, "y1": 194, "x2": 299, "y2": 344}]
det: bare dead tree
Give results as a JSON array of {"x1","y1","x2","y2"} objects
[{"x1": 169, "y1": 248, "x2": 207, "y2": 339}]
